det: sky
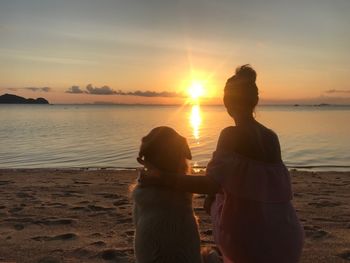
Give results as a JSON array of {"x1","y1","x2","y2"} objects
[{"x1": 0, "y1": 0, "x2": 349, "y2": 104}]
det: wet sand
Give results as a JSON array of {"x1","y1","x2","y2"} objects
[{"x1": 0, "y1": 169, "x2": 349, "y2": 262}]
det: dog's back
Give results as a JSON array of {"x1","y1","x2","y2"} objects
[{"x1": 132, "y1": 185, "x2": 202, "y2": 263}]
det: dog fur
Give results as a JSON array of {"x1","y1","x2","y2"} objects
[{"x1": 132, "y1": 184, "x2": 202, "y2": 263}]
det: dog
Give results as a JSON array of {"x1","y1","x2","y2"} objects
[{"x1": 132, "y1": 126, "x2": 202, "y2": 263}]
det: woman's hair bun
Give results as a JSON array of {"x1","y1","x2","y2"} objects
[
  {"x1": 224, "y1": 64, "x2": 259, "y2": 112},
  {"x1": 235, "y1": 64, "x2": 256, "y2": 83}
]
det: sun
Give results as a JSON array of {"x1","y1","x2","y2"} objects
[{"x1": 188, "y1": 82, "x2": 204, "y2": 100}]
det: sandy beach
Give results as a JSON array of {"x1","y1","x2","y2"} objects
[{"x1": 0, "y1": 169, "x2": 349, "y2": 263}]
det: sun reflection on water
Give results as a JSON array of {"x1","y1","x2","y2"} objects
[{"x1": 190, "y1": 104, "x2": 202, "y2": 143}]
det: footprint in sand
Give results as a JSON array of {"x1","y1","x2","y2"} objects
[
  {"x1": 45, "y1": 202, "x2": 68, "y2": 208},
  {"x1": 304, "y1": 225, "x2": 329, "y2": 239},
  {"x1": 52, "y1": 233, "x2": 78, "y2": 240},
  {"x1": 70, "y1": 206, "x2": 89, "y2": 212},
  {"x1": 32, "y1": 233, "x2": 78, "y2": 241},
  {"x1": 37, "y1": 256, "x2": 61, "y2": 263},
  {"x1": 116, "y1": 217, "x2": 132, "y2": 224},
  {"x1": 32, "y1": 236, "x2": 52, "y2": 241},
  {"x1": 96, "y1": 193, "x2": 121, "y2": 199},
  {"x1": 4, "y1": 217, "x2": 35, "y2": 224},
  {"x1": 308, "y1": 200, "x2": 341, "y2": 208},
  {"x1": 311, "y1": 217, "x2": 331, "y2": 222},
  {"x1": 16, "y1": 191, "x2": 33, "y2": 198},
  {"x1": 98, "y1": 248, "x2": 133, "y2": 261},
  {"x1": 73, "y1": 180, "x2": 92, "y2": 185},
  {"x1": 90, "y1": 241, "x2": 107, "y2": 247},
  {"x1": 321, "y1": 190, "x2": 336, "y2": 194},
  {"x1": 87, "y1": 204, "x2": 115, "y2": 212},
  {"x1": 0, "y1": 180, "x2": 13, "y2": 186},
  {"x1": 73, "y1": 247, "x2": 94, "y2": 258},
  {"x1": 89, "y1": 232, "x2": 103, "y2": 238},
  {"x1": 338, "y1": 251, "x2": 350, "y2": 261},
  {"x1": 124, "y1": 230, "x2": 134, "y2": 237},
  {"x1": 13, "y1": 224, "x2": 24, "y2": 230},
  {"x1": 34, "y1": 218, "x2": 76, "y2": 226},
  {"x1": 113, "y1": 199, "x2": 129, "y2": 206}
]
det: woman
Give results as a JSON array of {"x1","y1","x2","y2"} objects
[{"x1": 141, "y1": 65, "x2": 304, "y2": 263}]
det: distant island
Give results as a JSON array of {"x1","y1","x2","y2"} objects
[{"x1": 0, "y1": 93, "x2": 49, "y2": 104}]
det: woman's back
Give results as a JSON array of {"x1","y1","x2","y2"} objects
[{"x1": 217, "y1": 121, "x2": 281, "y2": 163}]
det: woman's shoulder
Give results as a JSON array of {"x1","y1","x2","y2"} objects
[
  {"x1": 220, "y1": 126, "x2": 238, "y2": 136},
  {"x1": 257, "y1": 122, "x2": 279, "y2": 138},
  {"x1": 217, "y1": 126, "x2": 239, "y2": 151},
  {"x1": 217, "y1": 123, "x2": 281, "y2": 162},
  {"x1": 257, "y1": 124, "x2": 281, "y2": 150},
  {"x1": 219, "y1": 124, "x2": 278, "y2": 139}
]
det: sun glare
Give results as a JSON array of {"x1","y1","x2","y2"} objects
[
  {"x1": 190, "y1": 104, "x2": 202, "y2": 141},
  {"x1": 188, "y1": 82, "x2": 204, "y2": 100}
]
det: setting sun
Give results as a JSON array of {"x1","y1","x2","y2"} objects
[{"x1": 188, "y1": 82, "x2": 204, "y2": 100}]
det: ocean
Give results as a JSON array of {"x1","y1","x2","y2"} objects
[{"x1": 0, "y1": 104, "x2": 349, "y2": 171}]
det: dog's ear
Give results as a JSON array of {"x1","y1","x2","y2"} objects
[
  {"x1": 181, "y1": 137, "x2": 192, "y2": 160},
  {"x1": 139, "y1": 131, "x2": 156, "y2": 160}
]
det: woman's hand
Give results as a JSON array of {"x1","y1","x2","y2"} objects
[
  {"x1": 138, "y1": 167, "x2": 179, "y2": 188},
  {"x1": 204, "y1": 194, "x2": 216, "y2": 215},
  {"x1": 136, "y1": 157, "x2": 163, "y2": 186},
  {"x1": 137, "y1": 166, "x2": 164, "y2": 187}
]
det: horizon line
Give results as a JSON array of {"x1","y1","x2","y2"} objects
[{"x1": 22, "y1": 102, "x2": 350, "y2": 106}]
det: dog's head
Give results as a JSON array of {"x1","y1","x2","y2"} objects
[{"x1": 137, "y1": 126, "x2": 192, "y2": 174}]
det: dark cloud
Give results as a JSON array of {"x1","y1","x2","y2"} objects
[
  {"x1": 86, "y1": 84, "x2": 117, "y2": 95},
  {"x1": 325, "y1": 89, "x2": 350, "y2": 94},
  {"x1": 25, "y1": 87, "x2": 51, "y2": 92},
  {"x1": 66, "y1": 85, "x2": 85, "y2": 94},
  {"x1": 6, "y1": 87, "x2": 51, "y2": 92},
  {"x1": 65, "y1": 84, "x2": 184, "y2": 97}
]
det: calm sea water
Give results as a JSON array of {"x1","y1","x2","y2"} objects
[{"x1": 0, "y1": 104, "x2": 349, "y2": 171}]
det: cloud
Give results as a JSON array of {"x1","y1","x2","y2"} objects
[
  {"x1": 25, "y1": 87, "x2": 51, "y2": 92},
  {"x1": 325, "y1": 89, "x2": 350, "y2": 94},
  {"x1": 65, "y1": 84, "x2": 184, "y2": 97},
  {"x1": 86, "y1": 84, "x2": 116, "y2": 95},
  {"x1": 66, "y1": 85, "x2": 85, "y2": 94}
]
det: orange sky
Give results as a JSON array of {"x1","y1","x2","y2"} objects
[{"x1": 1, "y1": 1, "x2": 349, "y2": 104}]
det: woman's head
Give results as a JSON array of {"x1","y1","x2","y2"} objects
[
  {"x1": 223, "y1": 64, "x2": 259, "y2": 118},
  {"x1": 138, "y1": 126, "x2": 192, "y2": 174}
]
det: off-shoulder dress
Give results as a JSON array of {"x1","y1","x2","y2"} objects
[{"x1": 207, "y1": 150, "x2": 304, "y2": 263}]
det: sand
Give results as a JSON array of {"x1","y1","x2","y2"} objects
[{"x1": 0, "y1": 169, "x2": 349, "y2": 263}]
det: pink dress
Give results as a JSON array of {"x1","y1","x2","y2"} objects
[{"x1": 207, "y1": 150, "x2": 304, "y2": 263}]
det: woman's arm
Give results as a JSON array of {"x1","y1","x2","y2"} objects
[
  {"x1": 173, "y1": 175, "x2": 220, "y2": 195},
  {"x1": 139, "y1": 170, "x2": 220, "y2": 195}
]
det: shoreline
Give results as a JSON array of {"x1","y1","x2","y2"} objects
[
  {"x1": 1, "y1": 166, "x2": 350, "y2": 172},
  {"x1": 0, "y1": 169, "x2": 349, "y2": 262}
]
